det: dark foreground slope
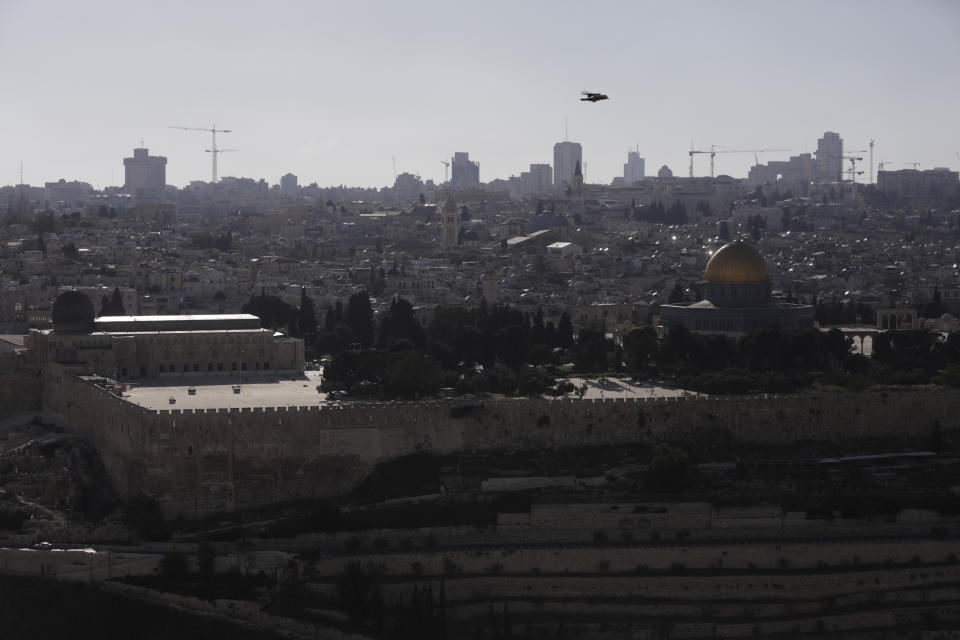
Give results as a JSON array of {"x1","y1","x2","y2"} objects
[{"x1": 0, "y1": 574, "x2": 284, "y2": 640}]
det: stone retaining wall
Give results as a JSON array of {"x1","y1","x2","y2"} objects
[{"x1": 44, "y1": 363, "x2": 960, "y2": 516}]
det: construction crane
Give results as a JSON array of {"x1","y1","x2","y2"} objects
[
  {"x1": 688, "y1": 144, "x2": 714, "y2": 178},
  {"x1": 689, "y1": 144, "x2": 790, "y2": 178},
  {"x1": 713, "y1": 148, "x2": 790, "y2": 177},
  {"x1": 902, "y1": 162, "x2": 920, "y2": 170},
  {"x1": 868, "y1": 139, "x2": 875, "y2": 184},
  {"x1": 169, "y1": 124, "x2": 235, "y2": 183},
  {"x1": 440, "y1": 160, "x2": 450, "y2": 183},
  {"x1": 842, "y1": 154, "x2": 865, "y2": 204},
  {"x1": 877, "y1": 160, "x2": 895, "y2": 172}
]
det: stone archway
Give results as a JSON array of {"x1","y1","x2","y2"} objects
[{"x1": 877, "y1": 308, "x2": 917, "y2": 331}]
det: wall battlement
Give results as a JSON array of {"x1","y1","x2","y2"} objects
[{"x1": 41, "y1": 364, "x2": 960, "y2": 518}]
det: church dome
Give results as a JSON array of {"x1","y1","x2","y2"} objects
[
  {"x1": 51, "y1": 290, "x2": 95, "y2": 330},
  {"x1": 704, "y1": 240, "x2": 770, "y2": 284}
]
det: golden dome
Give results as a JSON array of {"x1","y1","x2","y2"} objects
[{"x1": 704, "y1": 240, "x2": 769, "y2": 284}]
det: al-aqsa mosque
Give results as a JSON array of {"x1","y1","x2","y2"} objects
[
  {"x1": 27, "y1": 290, "x2": 304, "y2": 380},
  {"x1": 659, "y1": 240, "x2": 814, "y2": 335}
]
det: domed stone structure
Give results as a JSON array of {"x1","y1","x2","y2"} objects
[
  {"x1": 51, "y1": 290, "x2": 95, "y2": 331},
  {"x1": 704, "y1": 240, "x2": 769, "y2": 285},
  {"x1": 659, "y1": 240, "x2": 813, "y2": 335},
  {"x1": 702, "y1": 240, "x2": 772, "y2": 309}
]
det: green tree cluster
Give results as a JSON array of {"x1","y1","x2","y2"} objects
[
  {"x1": 241, "y1": 294, "x2": 298, "y2": 333},
  {"x1": 628, "y1": 324, "x2": 960, "y2": 394},
  {"x1": 320, "y1": 299, "x2": 579, "y2": 399},
  {"x1": 814, "y1": 296, "x2": 876, "y2": 325},
  {"x1": 99, "y1": 287, "x2": 126, "y2": 317},
  {"x1": 625, "y1": 325, "x2": 858, "y2": 393},
  {"x1": 635, "y1": 200, "x2": 688, "y2": 225},
  {"x1": 189, "y1": 231, "x2": 233, "y2": 251}
]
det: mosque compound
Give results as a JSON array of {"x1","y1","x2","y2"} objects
[{"x1": 11, "y1": 287, "x2": 957, "y2": 518}]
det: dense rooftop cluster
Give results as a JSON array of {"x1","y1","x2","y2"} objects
[{"x1": 2, "y1": 157, "x2": 960, "y2": 384}]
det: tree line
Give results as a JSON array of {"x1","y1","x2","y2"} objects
[
  {"x1": 626, "y1": 323, "x2": 960, "y2": 394},
  {"x1": 243, "y1": 291, "x2": 582, "y2": 398},
  {"x1": 243, "y1": 289, "x2": 960, "y2": 398}
]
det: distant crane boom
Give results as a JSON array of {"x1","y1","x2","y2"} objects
[
  {"x1": 169, "y1": 124, "x2": 233, "y2": 183},
  {"x1": 688, "y1": 143, "x2": 714, "y2": 178},
  {"x1": 689, "y1": 144, "x2": 789, "y2": 177}
]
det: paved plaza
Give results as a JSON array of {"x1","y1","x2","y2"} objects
[
  {"x1": 121, "y1": 371, "x2": 693, "y2": 411},
  {"x1": 123, "y1": 371, "x2": 327, "y2": 411}
]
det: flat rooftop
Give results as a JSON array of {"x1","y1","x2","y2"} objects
[
  {"x1": 95, "y1": 314, "x2": 259, "y2": 322},
  {"x1": 95, "y1": 314, "x2": 262, "y2": 333},
  {"x1": 123, "y1": 371, "x2": 327, "y2": 410},
  {"x1": 0, "y1": 334, "x2": 25, "y2": 347},
  {"x1": 120, "y1": 374, "x2": 692, "y2": 411}
]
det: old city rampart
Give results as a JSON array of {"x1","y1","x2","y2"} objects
[
  {"x1": 0, "y1": 353, "x2": 42, "y2": 418},
  {"x1": 41, "y1": 366, "x2": 960, "y2": 517}
]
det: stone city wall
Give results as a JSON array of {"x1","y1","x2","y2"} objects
[
  {"x1": 0, "y1": 353, "x2": 42, "y2": 418},
  {"x1": 0, "y1": 547, "x2": 162, "y2": 582},
  {"x1": 45, "y1": 367, "x2": 960, "y2": 517}
]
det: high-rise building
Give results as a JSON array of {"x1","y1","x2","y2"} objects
[
  {"x1": 123, "y1": 148, "x2": 167, "y2": 203},
  {"x1": 553, "y1": 141, "x2": 582, "y2": 187},
  {"x1": 518, "y1": 163, "x2": 552, "y2": 195},
  {"x1": 623, "y1": 151, "x2": 645, "y2": 184},
  {"x1": 816, "y1": 131, "x2": 843, "y2": 182},
  {"x1": 450, "y1": 152, "x2": 479, "y2": 190},
  {"x1": 44, "y1": 179, "x2": 93, "y2": 208},
  {"x1": 280, "y1": 173, "x2": 298, "y2": 199}
]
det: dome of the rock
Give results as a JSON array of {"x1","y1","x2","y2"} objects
[{"x1": 704, "y1": 240, "x2": 770, "y2": 285}]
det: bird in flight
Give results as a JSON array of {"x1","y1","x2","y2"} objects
[{"x1": 581, "y1": 91, "x2": 609, "y2": 102}]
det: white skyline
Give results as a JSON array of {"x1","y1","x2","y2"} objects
[{"x1": 1, "y1": 0, "x2": 958, "y2": 190}]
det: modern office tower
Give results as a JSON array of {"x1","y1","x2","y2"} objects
[
  {"x1": 623, "y1": 151, "x2": 646, "y2": 184},
  {"x1": 280, "y1": 173, "x2": 298, "y2": 198},
  {"x1": 553, "y1": 141, "x2": 582, "y2": 187},
  {"x1": 450, "y1": 152, "x2": 480, "y2": 190},
  {"x1": 519, "y1": 163, "x2": 553, "y2": 194},
  {"x1": 816, "y1": 131, "x2": 843, "y2": 182},
  {"x1": 123, "y1": 147, "x2": 167, "y2": 203}
]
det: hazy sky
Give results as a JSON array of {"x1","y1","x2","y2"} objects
[{"x1": 2, "y1": 0, "x2": 958, "y2": 189}]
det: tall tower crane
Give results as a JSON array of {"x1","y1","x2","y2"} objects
[
  {"x1": 688, "y1": 144, "x2": 714, "y2": 178},
  {"x1": 868, "y1": 139, "x2": 875, "y2": 184},
  {"x1": 169, "y1": 124, "x2": 236, "y2": 183},
  {"x1": 712, "y1": 148, "x2": 790, "y2": 177},
  {"x1": 688, "y1": 144, "x2": 790, "y2": 177},
  {"x1": 842, "y1": 153, "x2": 865, "y2": 204}
]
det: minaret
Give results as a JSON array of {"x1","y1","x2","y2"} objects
[{"x1": 441, "y1": 191, "x2": 461, "y2": 249}]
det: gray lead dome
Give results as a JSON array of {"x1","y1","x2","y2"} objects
[{"x1": 51, "y1": 290, "x2": 95, "y2": 330}]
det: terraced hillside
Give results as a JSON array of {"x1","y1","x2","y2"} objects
[{"x1": 293, "y1": 537, "x2": 960, "y2": 638}]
